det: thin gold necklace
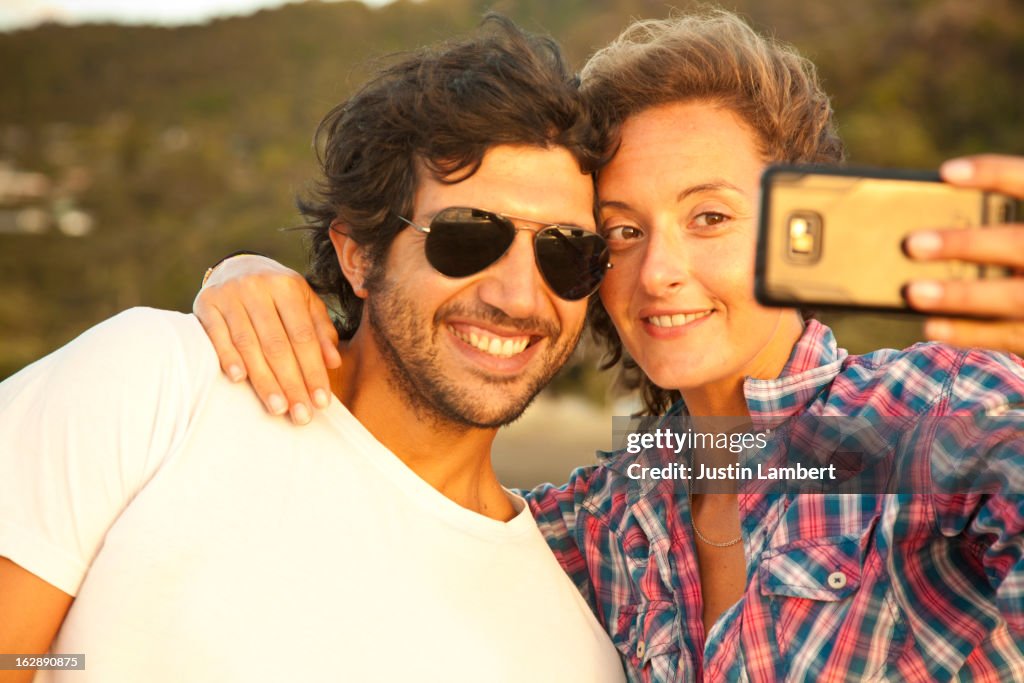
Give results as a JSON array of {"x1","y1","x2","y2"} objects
[
  {"x1": 688, "y1": 488, "x2": 743, "y2": 547},
  {"x1": 687, "y1": 448, "x2": 743, "y2": 548}
]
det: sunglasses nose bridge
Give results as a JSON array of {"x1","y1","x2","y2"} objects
[
  {"x1": 505, "y1": 228, "x2": 548, "y2": 279},
  {"x1": 507, "y1": 227, "x2": 557, "y2": 288}
]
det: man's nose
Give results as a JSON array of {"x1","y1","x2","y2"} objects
[{"x1": 475, "y1": 230, "x2": 546, "y2": 320}]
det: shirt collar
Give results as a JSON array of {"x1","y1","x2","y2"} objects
[{"x1": 743, "y1": 318, "x2": 848, "y2": 429}]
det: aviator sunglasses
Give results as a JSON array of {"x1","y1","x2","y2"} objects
[{"x1": 396, "y1": 207, "x2": 611, "y2": 301}]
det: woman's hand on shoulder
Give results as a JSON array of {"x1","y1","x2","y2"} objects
[{"x1": 192, "y1": 255, "x2": 340, "y2": 425}]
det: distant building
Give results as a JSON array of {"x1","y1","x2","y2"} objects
[{"x1": 0, "y1": 161, "x2": 94, "y2": 236}]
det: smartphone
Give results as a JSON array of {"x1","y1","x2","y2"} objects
[{"x1": 755, "y1": 165, "x2": 1016, "y2": 313}]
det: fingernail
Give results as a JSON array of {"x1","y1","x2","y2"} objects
[
  {"x1": 906, "y1": 281, "x2": 943, "y2": 305},
  {"x1": 268, "y1": 393, "x2": 288, "y2": 415},
  {"x1": 904, "y1": 231, "x2": 942, "y2": 258},
  {"x1": 925, "y1": 319, "x2": 953, "y2": 340},
  {"x1": 313, "y1": 388, "x2": 330, "y2": 409},
  {"x1": 292, "y1": 403, "x2": 311, "y2": 425},
  {"x1": 941, "y1": 159, "x2": 974, "y2": 183},
  {"x1": 228, "y1": 364, "x2": 245, "y2": 382}
]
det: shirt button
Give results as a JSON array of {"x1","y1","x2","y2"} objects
[
  {"x1": 636, "y1": 640, "x2": 646, "y2": 660},
  {"x1": 827, "y1": 571, "x2": 848, "y2": 589}
]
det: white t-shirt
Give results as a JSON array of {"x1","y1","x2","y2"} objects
[{"x1": 0, "y1": 308, "x2": 623, "y2": 683}]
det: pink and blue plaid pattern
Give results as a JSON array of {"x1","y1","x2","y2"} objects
[{"x1": 527, "y1": 320, "x2": 1024, "y2": 682}]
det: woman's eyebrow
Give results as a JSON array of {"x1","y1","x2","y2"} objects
[
  {"x1": 596, "y1": 199, "x2": 633, "y2": 211},
  {"x1": 597, "y1": 180, "x2": 747, "y2": 212},
  {"x1": 676, "y1": 180, "x2": 744, "y2": 202}
]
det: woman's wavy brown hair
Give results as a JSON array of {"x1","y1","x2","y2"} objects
[{"x1": 579, "y1": 8, "x2": 845, "y2": 414}]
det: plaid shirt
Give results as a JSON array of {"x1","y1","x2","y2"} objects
[{"x1": 527, "y1": 320, "x2": 1024, "y2": 682}]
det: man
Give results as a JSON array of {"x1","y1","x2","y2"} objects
[{"x1": 0, "y1": 18, "x2": 623, "y2": 683}]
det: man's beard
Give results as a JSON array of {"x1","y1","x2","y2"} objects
[{"x1": 364, "y1": 271, "x2": 580, "y2": 430}]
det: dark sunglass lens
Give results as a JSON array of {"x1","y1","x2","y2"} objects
[
  {"x1": 534, "y1": 228, "x2": 609, "y2": 300},
  {"x1": 425, "y1": 208, "x2": 514, "y2": 278}
]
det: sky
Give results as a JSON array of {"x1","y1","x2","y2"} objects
[{"x1": 0, "y1": 0, "x2": 395, "y2": 32}]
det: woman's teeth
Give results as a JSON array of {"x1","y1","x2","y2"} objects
[{"x1": 647, "y1": 310, "x2": 712, "y2": 328}]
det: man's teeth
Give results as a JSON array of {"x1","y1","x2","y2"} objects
[
  {"x1": 449, "y1": 326, "x2": 530, "y2": 357},
  {"x1": 648, "y1": 310, "x2": 712, "y2": 328}
]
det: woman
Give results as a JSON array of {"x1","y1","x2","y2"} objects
[{"x1": 195, "y1": 11, "x2": 1024, "y2": 681}]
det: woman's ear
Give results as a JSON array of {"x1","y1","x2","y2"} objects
[{"x1": 329, "y1": 220, "x2": 370, "y2": 299}]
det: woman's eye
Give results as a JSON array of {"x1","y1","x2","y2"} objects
[
  {"x1": 604, "y1": 225, "x2": 645, "y2": 241},
  {"x1": 693, "y1": 212, "x2": 729, "y2": 227}
]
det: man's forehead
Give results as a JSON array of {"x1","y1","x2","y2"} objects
[{"x1": 413, "y1": 145, "x2": 596, "y2": 228}]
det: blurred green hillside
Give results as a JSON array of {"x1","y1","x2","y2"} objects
[{"x1": 1, "y1": 0, "x2": 1022, "y2": 388}]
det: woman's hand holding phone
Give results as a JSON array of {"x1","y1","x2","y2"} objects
[{"x1": 904, "y1": 155, "x2": 1024, "y2": 356}]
